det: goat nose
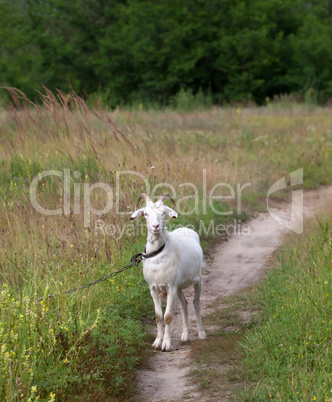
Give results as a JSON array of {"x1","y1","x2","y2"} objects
[{"x1": 153, "y1": 224, "x2": 159, "y2": 229}]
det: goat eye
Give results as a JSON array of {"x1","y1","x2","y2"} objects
[{"x1": 144, "y1": 213, "x2": 148, "y2": 217}]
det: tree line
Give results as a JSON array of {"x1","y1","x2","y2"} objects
[{"x1": 1, "y1": 0, "x2": 332, "y2": 105}]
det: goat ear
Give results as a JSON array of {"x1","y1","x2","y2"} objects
[
  {"x1": 166, "y1": 207, "x2": 178, "y2": 219},
  {"x1": 130, "y1": 208, "x2": 144, "y2": 220}
]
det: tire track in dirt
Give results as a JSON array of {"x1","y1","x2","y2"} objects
[{"x1": 135, "y1": 186, "x2": 332, "y2": 402}]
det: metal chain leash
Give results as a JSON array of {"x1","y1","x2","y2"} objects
[{"x1": 36, "y1": 252, "x2": 145, "y2": 302}]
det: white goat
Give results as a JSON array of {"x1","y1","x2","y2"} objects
[{"x1": 130, "y1": 193, "x2": 206, "y2": 351}]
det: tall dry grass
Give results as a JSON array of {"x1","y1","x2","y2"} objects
[{"x1": 2, "y1": 87, "x2": 332, "y2": 189}]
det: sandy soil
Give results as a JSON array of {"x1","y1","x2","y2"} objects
[{"x1": 135, "y1": 186, "x2": 332, "y2": 402}]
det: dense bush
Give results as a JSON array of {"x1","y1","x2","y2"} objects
[{"x1": 1, "y1": 0, "x2": 332, "y2": 105}]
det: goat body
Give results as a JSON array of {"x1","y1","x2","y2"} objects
[{"x1": 144, "y1": 228, "x2": 202, "y2": 294}]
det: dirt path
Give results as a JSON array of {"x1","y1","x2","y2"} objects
[{"x1": 135, "y1": 186, "x2": 332, "y2": 401}]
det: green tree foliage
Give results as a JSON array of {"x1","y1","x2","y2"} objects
[{"x1": 1, "y1": 0, "x2": 332, "y2": 104}]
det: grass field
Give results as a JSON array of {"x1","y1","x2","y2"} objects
[{"x1": 0, "y1": 88, "x2": 332, "y2": 400}]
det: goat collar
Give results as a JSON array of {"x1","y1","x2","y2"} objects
[
  {"x1": 143, "y1": 243, "x2": 166, "y2": 260},
  {"x1": 130, "y1": 243, "x2": 166, "y2": 266}
]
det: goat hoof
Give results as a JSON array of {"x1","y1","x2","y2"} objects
[
  {"x1": 181, "y1": 333, "x2": 189, "y2": 342},
  {"x1": 161, "y1": 340, "x2": 173, "y2": 352},
  {"x1": 152, "y1": 338, "x2": 163, "y2": 350},
  {"x1": 198, "y1": 331, "x2": 207, "y2": 339}
]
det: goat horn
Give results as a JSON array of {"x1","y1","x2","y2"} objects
[
  {"x1": 135, "y1": 193, "x2": 151, "y2": 210},
  {"x1": 158, "y1": 193, "x2": 176, "y2": 209}
]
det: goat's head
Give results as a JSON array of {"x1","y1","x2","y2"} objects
[{"x1": 130, "y1": 193, "x2": 178, "y2": 234}]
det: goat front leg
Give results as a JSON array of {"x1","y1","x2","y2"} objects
[
  {"x1": 162, "y1": 287, "x2": 177, "y2": 351},
  {"x1": 151, "y1": 288, "x2": 164, "y2": 350}
]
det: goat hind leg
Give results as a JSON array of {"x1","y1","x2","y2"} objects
[
  {"x1": 177, "y1": 289, "x2": 189, "y2": 341},
  {"x1": 194, "y1": 281, "x2": 206, "y2": 339}
]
